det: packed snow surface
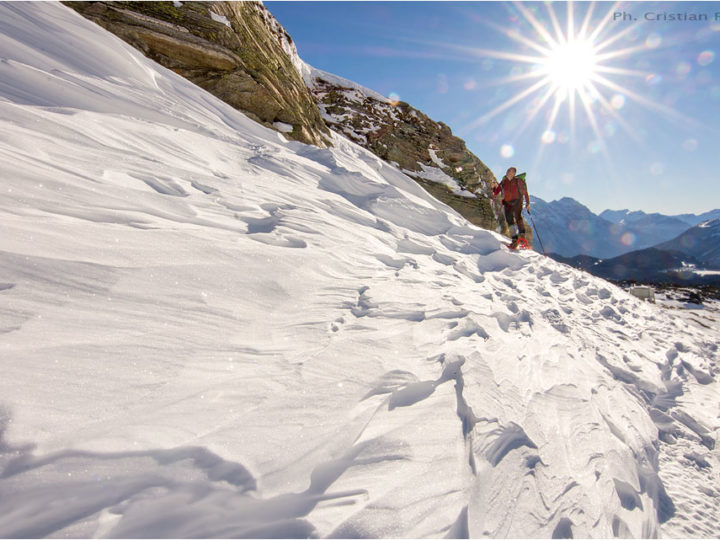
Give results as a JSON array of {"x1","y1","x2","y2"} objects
[
  {"x1": 1, "y1": 4, "x2": 719, "y2": 538},
  {"x1": 404, "y1": 163, "x2": 476, "y2": 200}
]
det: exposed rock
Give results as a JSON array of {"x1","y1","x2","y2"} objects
[
  {"x1": 308, "y1": 77, "x2": 502, "y2": 232},
  {"x1": 64, "y1": 1, "x2": 331, "y2": 147},
  {"x1": 66, "y1": 1, "x2": 503, "y2": 232}
]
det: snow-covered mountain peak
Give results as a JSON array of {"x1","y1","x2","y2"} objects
[
  {"x1": 602, "y1": 207, "x2": 720, "y2": 228},
  {"x1": 1, "y1": 4, "x2": 718, "y2": 539},
  {"x1": 699, "y1": 217, "x2": 720, "y2": 229}
]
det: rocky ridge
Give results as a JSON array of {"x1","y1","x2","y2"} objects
[
  {"x1": 66, "y1": 1, "x2": 502, "y2": 232},
  {"x1": 307, "y1": 75, "x2": 501, "y2": 231},
  {"x1": 64, "y1": 1, "x2": 331, "y2": 147}
]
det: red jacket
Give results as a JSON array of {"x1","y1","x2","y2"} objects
[{"x1": 493, "y1": 176, "x2": 529, "y2": 205}]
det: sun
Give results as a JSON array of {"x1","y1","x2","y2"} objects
[
  {"x1": 415, "y1": 1, "x2": 700, "y2": 173},
  {"x1": 541, "y1": 38, "x2": 598, "y2": 95},
  {"x1": 435, "y1": 1, "x2": 698, "y2": 163}
]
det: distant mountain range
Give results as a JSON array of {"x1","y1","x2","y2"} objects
[
  {"x1": 531, "y1": 196, "x2": 720, "y2": 260},
  {"x1": 529, "y1": 197, "x2": 633, "y2": 258},
  {"x1": 656, "y1": 218, "x2": 720, "y2": 268},
  {"x1": 600, "y1": 208, "x2": 720, "y2": 227},
  {"x1": 547, "y1": 219, "x2": 720, "y2": 286}
]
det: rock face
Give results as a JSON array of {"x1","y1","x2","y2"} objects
[
  {"x1": 66, "y1": 1, "x2": 502, "y2": 232},
  {"x1": 64, "y1": 1, "x2": 331, "y2": 147},
  {"x1": 309, "y1": 77, "x2": 500, "y2": 231}
]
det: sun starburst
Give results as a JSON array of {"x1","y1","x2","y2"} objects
[
  {"x1": 417, "y1": 2, "x2": 700, "y2": 157},
  {"x1": 541, "y1": 37, "x2": 598, "y2": 93}
]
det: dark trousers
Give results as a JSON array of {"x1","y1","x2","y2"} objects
[{"x1": 503, "y1": 199, "x2": 525, "y2": 239}]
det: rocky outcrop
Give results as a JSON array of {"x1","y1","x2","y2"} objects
[
  {"x1": 64, "y1": 1, "x2": 331, "y2": 147},
  {"x1": 66, "y1": 1, "x2": 502, "y2": 232},
  {"x1": 309, "y1": 76, "x2": 501, "y2": 231}
]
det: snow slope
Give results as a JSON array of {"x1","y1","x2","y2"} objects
[{"x1": 1, "y1": 4, "x2": 719, "y2": 538}]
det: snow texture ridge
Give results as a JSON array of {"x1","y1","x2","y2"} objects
[{"x1": 1, "y1": 4, "x2": 719, "y2": 538}]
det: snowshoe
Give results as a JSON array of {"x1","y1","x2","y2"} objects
[{"x1": 505, "y1": 237, "x2": 531, "y2": 250}]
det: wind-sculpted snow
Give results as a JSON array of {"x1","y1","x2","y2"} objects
[{"x1": 1, "y1": 4, "x2": 719, "y2": 538}]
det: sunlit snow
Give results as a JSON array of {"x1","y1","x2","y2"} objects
[{"x1": 0, "y1": 4, "x2": 718, "y2": 539}]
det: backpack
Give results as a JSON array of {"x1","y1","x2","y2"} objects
[
  {"x1": 502, "y1": 172, "x2": 528, "y2": 202},
  {"x1": 516, "y1": 172, "x2": 528, "y2": 197}
]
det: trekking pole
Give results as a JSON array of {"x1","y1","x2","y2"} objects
[{"x1": 526, "y1": 208, "x2": 546, "y2": 255}]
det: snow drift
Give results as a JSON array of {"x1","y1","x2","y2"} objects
[{"x1": 1, "y1": 4, "x2": 718, "y2": 538}]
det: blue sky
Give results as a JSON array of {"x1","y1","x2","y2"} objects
[{"x1": 268, "y1": 1, "x2": 720, "y2": 215}]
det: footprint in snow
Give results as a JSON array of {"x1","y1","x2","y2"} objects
[
  {"x1": 542, "y1": 308, "x2": 569, "y2": 334},
  {"x1": 598, "y1": 305, "x2": 624, "y2": 323},
  {"x1": 492, "y1": 309, "x2": 533, "y2": 333},
  {"x1": 330, "y1": 316, "x2": 345, "y2": 333},
  {"x1": 446, "y1": 318, "x2": 490, "y2": 341}
]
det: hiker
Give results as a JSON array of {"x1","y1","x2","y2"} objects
[{"x1": 492, "y1": 167, "x2": 530, "y2": 248}]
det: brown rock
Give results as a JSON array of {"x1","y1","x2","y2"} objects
[
  {"x1": 310, "y1": 77, "x2": 502, "y2": 232},
  {"x1": 64, "y1": 1, "x2": 331, "y2": 147}
]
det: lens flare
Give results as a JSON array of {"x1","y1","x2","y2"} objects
[
  {"x1": 650, "y1": 162, "x2": 665, "y2": 175},
  {"x1": 500, "y1": 144, "x2": 515, "y2": 158},
  {"x1": 541, "y1": 130, "x2": 556, "y2": 143},
  {"x1": 681, "y1": 236, "x2": 697, "y2": 248},
  {"x1": 438, "y1": 0, "x2": 704, "y2": 173},
  {"x1": 587, "y1": 140, "x2": 603, "y2": 154},
  {"x1": 621, "y1": 232, "x2": 636, "y2": 246},
  {"x1": 388, "y1": 92, "x2": 400, "y2": 106},
  {"x1": 675, "y1": 62, "x2": 691, "y2": 78},
  {"x1": 464, "y1": 79, "x2": 477, "y2": 90},
  {"x1": 437, "y1": 74, "x2": 449, "y2": 94},
  {"x1": 682, "y1": 138, "x2": 698, "y2": 151},
  {"x1": 645, "y1": 33, "x2": 662, "y2": 49},
  {"x1": 569, "y1": 220, "x2": 590, "y2": 233},
  {"x1": 610, "y1": 94, "x2": 626, "y2": 109},
  {"x1": 698, "y1": 51, "x2": 715, "y2": 67}
]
